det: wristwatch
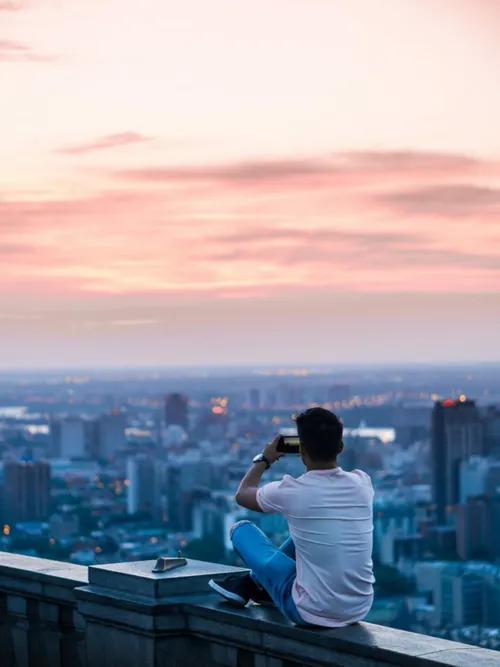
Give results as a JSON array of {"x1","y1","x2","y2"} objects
[{"x1": 253, "y1": 453, "x2": 271, "y2": 469}]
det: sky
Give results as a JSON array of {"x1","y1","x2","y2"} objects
[{"x1": 1, "y1": 0, "x2": 500, "y2": 369}]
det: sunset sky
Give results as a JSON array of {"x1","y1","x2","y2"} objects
[{"x1": 1, "y1": 0, "x2": 500, "y2": 368}]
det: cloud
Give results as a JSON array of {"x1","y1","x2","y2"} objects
[
  {"x1": 112, "y1": 150, "x2": 496, "y2": 186},
  {"x1": 200, "y1": 225, "x2": 500, "y2": 272},
  {"x1": 0, "y1": 1, "x2": 24, "y2": 10},
  {"x1": 340, "y1": 150, "x2": 481, "y2": 172},
  {"x1": 0, "y1": 243, "x2": 33, "y2": 255},
  {"x1": 207, "y1": 227, "x2": 417, "y2": 247},
  {"x1": 378, "y1": 184, "x2": 500, "y2": 218},
  {"x1": 2, "y1": 147, "x2": 500, "y2": 300},
  {"x1": 0, "y1": 39, "x2": 58, "y2": 62},
  {"x1": 57, "y1": 132, "x2": 152, "y2": 156}
]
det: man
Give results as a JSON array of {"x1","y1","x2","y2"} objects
[{"x1": 209, "y1": 407, "x2": 375, "y2": 627}]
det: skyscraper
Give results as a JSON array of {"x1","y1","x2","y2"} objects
[
  {"x1": 126, "y1": 455, "x2": 159, "y2": 517},
  {"x1": 2, "y1": 459, "x2": 51, "y2": 524},
  {"x1": 483, "y1": 405, "x2": 500, "y2": 457},
  {"x1": 97, "y1": 410, "x2": 127, "y2": 459},
  {"x1": 164, "y1": 393, "x2": 189, "y2": 430},
  {"x1": 431, "y1": 398, "x2": 484, "y2": 525},
  {"x1": 49, "y1": 416, "x2": 87, "y2": 459},
  {"x1": 248, "y1": 388, "x2": 261, "y2": 410}
]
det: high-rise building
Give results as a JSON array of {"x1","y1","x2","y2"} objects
[
  {"x1": 459, "y1": 456, "x2": 489, "y2": 503},
  {"x1": 431, "y1": 399, "x2": 484, "y2": 524},
  {"x1": 97, "y1": 410, "x2": 127, "y2": 459},
  {"x1": 440, "y1": 565, "x2": 484, "y2": 627},
  {"x1": 49, "y1": 416, "x2": 87, "y2": 459},
  {"x1": 164, "y1": 393, "x2": 189, "y2": 429},
  {"x1": 126, "y1": 455, "x2": 159, "y2": 516},
  {"x1": 165, "y1": 456, "x2": 211, "y2": 530},
  {"x1": 456, "y1": 496, "x2": 490, "y2": 560},
  {"x1": 2, "y1": 459, "x2": 51, "y2": 524},
  {"x1": 248, "y1": 388, "x2": 261, "y2": 410},
  {"x1": 483, "y1": 405, "x2": 500, "y2": 457}
]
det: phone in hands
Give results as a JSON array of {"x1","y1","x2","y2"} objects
[{"x1": 276, "y1": 433, "x2": 301, "y2": 455}]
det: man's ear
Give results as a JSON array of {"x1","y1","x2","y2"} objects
[{"x1": 338, "y1": 440, "x2": 344, "y2": 455}]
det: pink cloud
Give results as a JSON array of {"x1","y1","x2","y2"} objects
[
  {"x1": 377, "y1": 184, "x2": 500, "y2": 218},
  {"x1": 57, "y1": 132, "x2": 151, "y2": 156},
  {"x1": 0, "y1": 39, "x2": 58, "y2": 62},
  {"x1": 112, "y1": 150, "x2": 498, "y2": 187},
  {"x1": 0, "y1": 1, "x2": 23, "y2": 10},
  {"x1": 2, "y1": 149, "x2": 500, "y2": 300}
]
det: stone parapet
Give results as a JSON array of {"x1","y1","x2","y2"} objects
[{"x1": 1, "y1": 553, "x2": 499, "y2": 667}]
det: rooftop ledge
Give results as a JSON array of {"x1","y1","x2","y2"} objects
[{"x1": 1, "y1": 553, "x2": 499, "y2": 667}]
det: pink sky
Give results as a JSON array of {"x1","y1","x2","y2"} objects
[{"x1": 1, "y1": 0, "x2": 500, "y2": 368}]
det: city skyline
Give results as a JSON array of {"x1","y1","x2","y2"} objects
[{"x1": 1, "y1": 0, "x2": 500, "y2": 368}]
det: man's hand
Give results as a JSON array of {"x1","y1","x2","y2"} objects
[
  {"x1": 262, "y1": 435, "x2": 284, "y2": 464},
  {"x1": 234, "y1": 435, "x2": 283, "y2": 512}
]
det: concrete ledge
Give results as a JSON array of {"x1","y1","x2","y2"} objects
[
  {"x1": 1, "y1": 553, "x2": 500, "y2": 667},
  {"x1": 184, "y1": 599, "x2": 500, "y2": 667},
  {"x1": 0, "y1": 552, "x2": 88, "y2": 603}
]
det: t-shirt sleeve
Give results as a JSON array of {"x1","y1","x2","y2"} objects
[
  {"x1": 256, "y1": 480, "x2": 287, "y2": 514},
  {"x1": 352, "y1": 469, "x2": 375, "y2": 497}
]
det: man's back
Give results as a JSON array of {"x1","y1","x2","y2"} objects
[{"x1": 257, "y1": 467, "x2": 375, "y2": 627}]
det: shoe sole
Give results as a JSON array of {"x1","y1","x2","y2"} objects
[{"x1": 208, "y1": 579, "x2": 248, "y2": 607}]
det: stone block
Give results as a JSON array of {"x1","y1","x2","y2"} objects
[{"x1": 88, "y1": 559, "x2": 244, "y2": 601}]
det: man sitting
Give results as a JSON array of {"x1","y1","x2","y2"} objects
[{"x1": 209, "y1": 407, "x2": 375, "y2": 627}]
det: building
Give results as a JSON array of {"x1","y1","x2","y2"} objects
[
  {"x1": 483, "y1": 405, "x2": 500, "y2": 457},
  {"x1": 431, "y1": 399, "x2": 484, "y2": 524},
  {"x1": 126, "y1": 455, "x2": 159, "y2": 517},
  {"x1": 165, "y1": 455, "x2": 211, "y2": 530},
  {"x1": 276, "y1": 384, "x2": 303, "y2": 408},
  {"x1": 97, "y1": 410, "x2": 127, "y2": 459},
  {"x1": 49, "y1": 511, "x2": 79, "y2": 539},
  {"x1": 248, "y1": 389, "x2": 261, "y2": 410},
  {"x1": 2, "y1": 458, "x2": 51, "y2": 524},
  {"x1": 441, "y1": 565, "x2": 484, "y2": 627},
  {"x1": 459, "y1": 456, "x2": 489, "y2": 503},
  {"x1": 164, "y1": 393, "x2": 189, "y2": 429},
  {"x1": 456, "y1": 496, "x2": 490, "y2": 560},
  {"x1": 50, "y1": 416, "x2": 87, "y2": 459},
  {"x1": 327, "y1": 384, "x2": 351, "y2": 405}
]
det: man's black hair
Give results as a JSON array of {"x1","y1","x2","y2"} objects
[{"x1": 294, "y1": 407, "x2": 343, "y2": 462}]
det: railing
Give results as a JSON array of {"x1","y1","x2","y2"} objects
[{"x1": 1, "y1": 553, "x2": 499, "y2": 667}]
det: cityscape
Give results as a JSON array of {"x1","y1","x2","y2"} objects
[
  {"x1": 0, "y1": 364, "x2": 500, "y2": 650},
  {"x1": 2, "y1": 0, "x2": 500, "y2": 664}
]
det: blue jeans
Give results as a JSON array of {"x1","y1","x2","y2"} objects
[{"x1": 230, "y1": 520, "x2": 307, "y2": 625}]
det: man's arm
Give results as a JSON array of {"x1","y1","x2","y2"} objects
[{"x1": 235, "y1": 435, "x2": 283, "y2": 512}]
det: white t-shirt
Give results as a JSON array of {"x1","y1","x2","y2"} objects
[{"x1": 256, "y1": 467, "x2": 375, "y2": 627}]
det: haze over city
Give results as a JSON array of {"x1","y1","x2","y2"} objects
[{"x1": 1, "y1": 0, "x2": 500, "y2": 368}]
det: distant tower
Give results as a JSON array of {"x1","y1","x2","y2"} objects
[
  {"x1": 164, "y1": 393, "x2": 189, "y2": 430},
  {"x1": 248, "y1": 389, "x2": 261, "y2": 410},
  {"x1": 431, "y1": 398, "x2": 484, "y2": 525},
  {"x1": 49, "y1": 416, "x2": 87, "y2": 459},
  {"x1": 93, "y1": 410, "x2": 127, "y2": 460},
  {"x1": 2, "y1": 459, "x2": 51, "y2": 523},
  {"x1": 126, "y1": 455, "x2": 159, "y2": 517}
]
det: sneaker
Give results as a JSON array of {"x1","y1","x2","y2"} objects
[
  {"x1": 209, "y1": 573, "x2": 253, "y2": 606},
  {"x1": 250, "y1": 586, "x2": 274, "y2": 607}
]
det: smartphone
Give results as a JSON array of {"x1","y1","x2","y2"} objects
[{"x1": 277, "y1": 434, "x2": 301, "y2": 454}]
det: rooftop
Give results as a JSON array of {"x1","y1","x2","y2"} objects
[{"x1": 1, "y1": 552, "x2": 499, "y2": 667}]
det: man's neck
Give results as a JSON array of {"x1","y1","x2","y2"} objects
[{"x1": 306, "y1": 460, "x2": 338, "y2": 472}]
